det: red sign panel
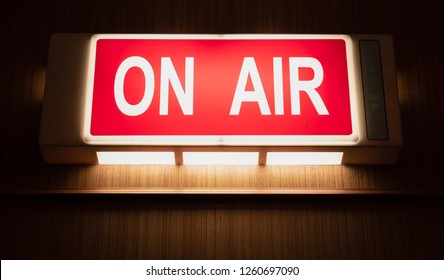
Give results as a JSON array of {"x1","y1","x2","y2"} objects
[{"x1": 85, "y1": 35, "x2": 355, "y2": 144}]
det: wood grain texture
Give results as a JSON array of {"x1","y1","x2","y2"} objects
[
  {"x1": 1, "y1": 0, "x2": 444, "y2": 259},
  {"x1": 1, "y1": 195, "x2": 444, "y2": 259}
]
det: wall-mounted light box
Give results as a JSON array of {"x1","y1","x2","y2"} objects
[{"x1": 39, "y1": 34, "x2": 402, "y2": 165}]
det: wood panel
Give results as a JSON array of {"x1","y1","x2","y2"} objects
[
  {"x1": 1, "y1": 195, "x2": 444, "y2": 259},
  {"x1": 1, "y1": 0, "x2": 443, "y2": 259}
]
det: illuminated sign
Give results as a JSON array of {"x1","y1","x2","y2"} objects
[
  {"x1": 85, "y1": 35, "x2": 356, "y2": 145},
  {"x1": 39, "y1": 34, "x2": 402, "y2": 164}
]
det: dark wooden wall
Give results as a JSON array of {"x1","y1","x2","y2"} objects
[{"x1": 1, "y1": 0, "x2": 444, "y2": 259}]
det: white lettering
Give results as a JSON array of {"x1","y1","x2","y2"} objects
[
  {"x1": 230, "y1": 57, "x2": 271, "y2": 115},
  {"x1": 289, "y1": 57, "x2": 329, "y2": 115},
  {"x1": 160, "y1": 57, "x2": 194, "y2": 115},
  {"x1": 273, "y1": 57, "x2": 284, "y2": 115},
  {"x1": 114, "y1": 56, "x2": 327, "y2": 118},
  {"x1": 114, "y1": 56, "x2": 155, "y2": 116}
]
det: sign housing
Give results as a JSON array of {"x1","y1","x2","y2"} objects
[{"x1": 39, "y1": 34, "x2": 402, "y2": 165}]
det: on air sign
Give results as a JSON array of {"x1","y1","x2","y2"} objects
[
  {"x1": 39, "y1": 34, "x2": 402, "y2": 165},
  {"x1": 84, "y1": 35, "x2": 358, "y2": 145}
]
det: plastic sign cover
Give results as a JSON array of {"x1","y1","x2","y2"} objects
[{"x1": 83, "y1": 35, "x2": 360, "y2": 145}]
